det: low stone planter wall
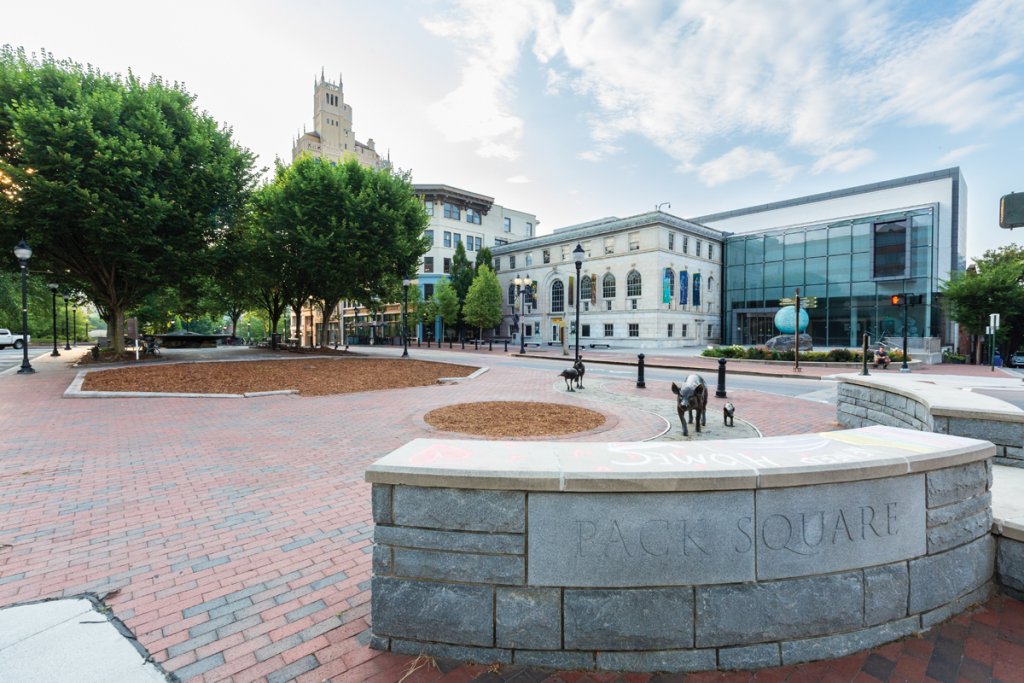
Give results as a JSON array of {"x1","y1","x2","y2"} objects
[
  {"x1": 367, "y1": 427, "x2": 995, "y2": 672},
  {"x1": 836, "y1": 375, "x2": 1024, "y2": 468}
]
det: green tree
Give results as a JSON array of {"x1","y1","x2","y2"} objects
[
  {"x1": 433, "y1": 277, "x2": 459, "y2": 342},
  {"x1": 941, "y1": 244, "x2": 1024, "y2": 362},
  {"x1": 0, "y1": 47, "x2": 257, "y2": 354},
  {"x1": 475, "y1": 246, "x2": 494, "y2": 273},
  {"x1": 462, "y1": 265, "x2": 503, "y2": 339},
  {"x1": 449, "y1": 240, "x2": 474, "y2": 337}
]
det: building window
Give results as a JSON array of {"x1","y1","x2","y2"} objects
[
  {"x1": 508, "y1": 284, "x2": 516, "y2": 305},
  {"x1": 526, "y1": 253, "x2": 533, "y2": 267},
  {"x1": 503, "y1": 217, "x2": 511, "y2": 233},
  {"x1": 581, "y1": 274, "x2": 593, "y2": 301},
  {"x1": 423, "y1": 257, "x2": 434, "y2": 273},
  {"x1": 443, "y1": 231, "x2": 452, "y2": 248},
  {"x1": 424, "y1": 229, "x2": 434, "y2": 245},
  {"x1": 668, "y1": 232, "x2": 675, "y2": 250},
  {"x1": 629, "y1": 323, "x2": 639, "y2": 337},
  {"x1": 629, "y1": 232, "x2": 640, "y2": 251},
  {"x1": 667, "y1": 323, "x2": 674, "y2": 337},
  {"x1": 494, "y1": 257, "x2": 501, "y2": 271},
  {"x1": 495, "y1": 238, "x2": 508, "y2": 246},
  {"x1": 682, "y1": 324, "x2": 688, "y2": 337},
  {"x1": 561, "y1": 245, "x2": 569, "y2": 261},
  {"x1": 424, "y1": 284, "x2": 434, "y2": 299},
  {"x1": 582, "y1": 324, "x2": 591, "y2": 337},
  {"x1": 551, "y1": 280, "x2": 564, "y2": 313},
  {"x1": 543, "y1": 249, "x2": 550, "y2": 264},
  {"x1": 873, "y1": 219, "x2": 908, "y2": 278},
  {"x1": 510, "y1": 255, "x2": 516, "y2": 270},
  {"x1": 443, "y1": 258, "x2": 451, "y2": 273},
  {"x1": 708, "y1": 244, "x2": 714, "y2": 261},
  {"x1": 604, "y1": 323, "x2": 614, "y2": 337},
  {"x1": 708, "y1": 324, "x2": 713, "y2": 338},
  {"x1": 683, "y1": 236, "x2": 689, "y2": 254},
  {"x1": 604, "y1": 236, "x2": 615, "y2": 254},
  {"x1": 475, "y1": 236, "x2": 482, "y2": 251},
  {"x1": 583, "y1": 241, "x2": 591, "y2": 257},
  {"x1": 696, "y1": 239, "x2": 702, "y2": 258},
  {"x1": 443, "y1": 202, "x2": 460, "y2": 220},
  {"x1": 466, "y1": 208, "x2": 481, "y2": 225},
  {"x1": 606, "y1": 300, "x2": 612, "y2": 311},
  {"x1": 626, "y1": 270, "x2": 642, "y2": 297},
  {"x1": 466, "y1": 236, "x2": 474, "y2": 251},
  {"x1": 602, "y1": 273, "x2": 616, "y2": 298},
  {"x1": 526, "y1": 222, "x2": 533, "y2": 236},
  {"x1": 424, "y1": 201, "x2": 434, "y2": 216},
  {"x1": 631, "y1": 298, "x2": 638, "y2": 310},
  {"x1": 454, "y1": 233, "x2": 462, "y2": 246}
]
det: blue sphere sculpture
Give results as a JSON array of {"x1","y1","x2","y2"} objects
[{"x1": 774, "y1": 306, "x2": 809, "y2": 334}]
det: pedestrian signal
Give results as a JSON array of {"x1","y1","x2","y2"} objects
[{"x1": 890, "y1": 294, "x2": 905, "y2": 306}]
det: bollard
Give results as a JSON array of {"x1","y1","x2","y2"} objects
[
  {"x1": 636, "y1": 353, "x2": 646, "y2": 388},
  {"x1": 417, "y1": 338, "x2": 421, "y2": 348},
  {"x1": 475, "y1": 340, "x2": 479, "y2": 350},
  {"x1": 462, "y1": 340, "x2": 465, "y2": 350},
  {"x1": 504, "y1": 340, "x2": 509, "y2": 353},
  {"x1": 489, "y1": 340, "x2": 493, "y2": 352},
  {"x1": 449, "y1": 339, "x2": 453, "y2": 349},
  {"x1": 427, "y1": 339, "x2": 431, "y2": 349},
  {"x1": 716, "y1": 357, "x2": 727, "y2": 398},
  {"x1": 861, "y1": 333, "x2": 870, "y2": 376}
]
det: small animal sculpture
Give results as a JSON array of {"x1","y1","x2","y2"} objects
[
  {"x1": 671, "y1": 374, "x2": 708, "y2": 436},
  {"x1": 573, "y1": 357, "x2": 586, "y2": 389},
  {"x1": 560, "y1": 367, "x2": 580, "y2": 392},
  {"x1": 723, "y1": 402, "x2": 735, "y2": 427}
]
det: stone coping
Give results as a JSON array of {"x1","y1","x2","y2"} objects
[
  {"x1": 365, "y1": 425, "x2": 993, "y2": 492},
  {"x1": 836, "y1": 373, "x2": 1024, "y2": 422},
  {"x1": 993, "y1": 465, "x2": 1024, "y2": 543}
]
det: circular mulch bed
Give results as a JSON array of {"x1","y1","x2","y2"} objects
[
  {"x1": 424, "y1": 401, "x2": 606, "y2": 438},
  {"x1": 80, "y1": 358, "x2": 478, "y2": 396}
]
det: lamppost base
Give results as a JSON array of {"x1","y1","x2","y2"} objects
[
  {"x1": 18, "y1": 365, "x2": 35, "y2": 374},
  {"x1": 51, "y1": 350, "x2": 60, "y2": 357}
]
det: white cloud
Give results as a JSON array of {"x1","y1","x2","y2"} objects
[
  {"x1": 427, "y1": 0, "x2": 1024, "y2": 182},
  {"x1": 812, "y1": 149, "x2": 876, "y2": 175},
  {"x1": 936, "y1": 144, "x2": 987, "y2": 166},
  {"x1": 698, "y1": 147, "x2": 798, "y2": 187}
]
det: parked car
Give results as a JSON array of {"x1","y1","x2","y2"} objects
[
  {"x1": 1010, "y1": 351, "x2": 1024, "y2": 368},
  {"x1": 0, "y1": 328, "x2": 30, "y2": 349}
]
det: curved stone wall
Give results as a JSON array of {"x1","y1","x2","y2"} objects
[{"x1": 366, "y1": 427, "x2": 995, "y2": 672}]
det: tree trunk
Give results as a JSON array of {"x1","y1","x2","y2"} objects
[{"x1": 110, "y1": 307, "x2": 124, "y2": 355}]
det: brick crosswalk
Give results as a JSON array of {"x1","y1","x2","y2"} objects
[{"x1": 0, "y1": 348, "x2": 1019, "y2": 683}]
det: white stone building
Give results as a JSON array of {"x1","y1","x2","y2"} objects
[
  {"x1": 491, "y1": 212, "x2": 723, "y2": 349},
  {"x1": 292, "y1": 71, "x2": 384, "y2": 169}
]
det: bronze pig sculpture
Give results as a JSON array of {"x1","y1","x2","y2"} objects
[
  {"x1": 560, "y1": 367, "x2": 580, "y2": 391},
  {"x1": 671, "y1": 374, "x2": 708, "y2": 436}
]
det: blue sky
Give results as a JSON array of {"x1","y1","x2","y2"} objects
[{"x1": 5, "y1": 0, "x2": 1023, "y2": 261}]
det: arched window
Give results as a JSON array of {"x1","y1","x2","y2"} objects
[
  {"x1": 508, "y1": 284, "x2": 517, "y2": 305},
  {"x1": 602, "y1": 273, "x2": 616, "y2": 299},
  {"x1": 550, "y1": 280, "x2": 564, "y2": 313},
  {"x1": 581, "y1": 274, "x2": 593, "y2": 301},
  {"x1": 627, "y1": 270, "x2": 642, "y2": 297}
]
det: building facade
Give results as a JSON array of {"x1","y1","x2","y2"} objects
[
  {"x1": 292, "y1": 72, "x2": 384, "y2": 169},
  {"x1": 695, "y1": 168, "x2": 966, "y2": 352},
  {"x1": 491, "y1": 212, "x2": 723, "y2": 349}
]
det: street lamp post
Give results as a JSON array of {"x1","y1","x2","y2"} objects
[
  {"x1": 514, "y1": 274, "x2": 532, "y2": 354},
  {"x1": 14, "y1": 240, "x2": 34, "y2": 374},
  {"x1": 72, "y1": 305, "x2": 77, "y2": 346},
  {"x1": 48, "y1": 283, "x2": 60, "y2": 357},
  {"x1": 573, "y1": 243, "x2": 585, "y2": 363},
  {"x1": 402, "y1": 278, "x2": 411, "y2": 358},
  {"x1": 62, "y1": 293, "x2": 71, "y2": 350}
]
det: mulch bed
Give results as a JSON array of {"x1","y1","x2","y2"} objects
[{"x1": 424, "y1": 401, "x2": 606, "y2": 437}]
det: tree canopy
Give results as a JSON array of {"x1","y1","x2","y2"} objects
[
  {"x1": 941, "y1": 244, "x2": 1024, "y2": 359},
  {"x1": 433, "y1": 276, "x2": 459, "y2": 341},
  {"x1": 0, "y1": 46, "x2": 257, "y2": 353},
  {"x1": 462, "y1": 265, "x2": 503, "y2": 338}
]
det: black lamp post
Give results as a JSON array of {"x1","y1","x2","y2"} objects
[
  {"x1": 573, "y1": 243, "x2": 585, "y2": 363},
  {"x1": 62, "y1": 292, "x2": 71, "y2": 350},
  {"x1": 515, "y1": 274, "x2": 532, "y2": 354},
  {"x1": 72, "y1": 304, "x2": 77, "y2": 346},
  {"x1": 402, "y1": 278, "x2": 412, "y2": 358},
  {"x1": 14, "y1": 240, "x2": 34, "y2": 374},
  {"x1": 48, "y1": 283, "x2": 60, "y2": 357}
]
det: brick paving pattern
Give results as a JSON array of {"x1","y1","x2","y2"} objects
[{"x1": 0, "y1": 347, "x2": 1020, "y2": 682}]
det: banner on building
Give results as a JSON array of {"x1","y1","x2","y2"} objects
[
  {"x1": 693, "y1": 273, "x2": 701, "y2": 307},
  {"x1": 663, "y1": 268, "x2": 671, "y2": 304},
  {"x1": 680, "y1": 271, "x2": 688, "y2": 306}
]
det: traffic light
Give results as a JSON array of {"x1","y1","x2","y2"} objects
[{"x1": 890, "y1": 294, "x2": 905, "y2": 306}]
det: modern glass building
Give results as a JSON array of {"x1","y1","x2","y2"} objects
[{"x1": 695, "y1": 168, "x2": 966, "y2": 351}]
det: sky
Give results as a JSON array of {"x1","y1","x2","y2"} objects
[{"x1": 4, "y1": 0, "x2": 1024, "y2": 261}]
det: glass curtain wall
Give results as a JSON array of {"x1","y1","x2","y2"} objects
[{"x1": 724, "y1": 207, "x2": 939, "y2": 347}]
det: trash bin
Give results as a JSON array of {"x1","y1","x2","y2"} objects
[{"x1": 271, "y1": 333, "x2": 282, "y2": 349}]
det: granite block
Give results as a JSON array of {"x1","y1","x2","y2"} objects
[
  {"x1": 926, "y1": 462, "x2": 989, "y2": 508},
  {"x1": 393, "y1": 486, "x2": 524, "y2": 532},
  {"x1": 755, "y1": 476, "x2": 925, "y2": 580},
  {"x1": 945, "y1": 418, "x2": 1023, "y2": 446},
  {"x1": 513, "y1": 650, "x2": 594, "y2": 670},
  {"x1": 718, "y1": 643, "x2": 781, "y2": 670},
  {"x1": 920, "y1": 582, "x2": 993, "y2": 629},
  {"x1": 926, "y1": 491, "x2": 990, "y2": 527},
  {"x1": 927, "y1": 508, "x2": 992, "y2": 554},
  {"x1": 372, "y1": 484, "x2": 392, "y2": 524},
  {"x1": 780, "y1": 616, "x2": 920, "y2": 664},
  {"x1": 372, "y1": 545, "x2": 392, "y2": 576},
  {"x1": 375, "y1": 525, "x2": 524, "y2": 555},
  {"x1": 596, "y1": 649, "x2": 716, "y2": 673},
  {"x1": 393, "y1": 548, "x2": 524, "y2": 584},
  {"x1": 696, "y1": 572, "x2": 863, "y2": 647},
  {"x1": 908, "y1": 534, "x2": 995, "y2": 613},
  {"x1": 864, "y1": 562, "x2": 909, "y2": 626},
  {"x1": 390, "y1": 638, "x2": 511, "y2": 665},
  {"x1": 997, "y1": 537, "x2": 1024, "y2": 592},
  {"x1": 564, "y1": 588, "x2": 692, "y2": 650},
  {"x1": 371, "y1": 577, "x2": 493, "y2": 646},
  {"x1": 495, "y1": 587, "x2": 561, "y2": 649}
]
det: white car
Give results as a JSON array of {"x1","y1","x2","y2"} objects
[
  {"x1": 1010, "y1": 351, "x2": 1024, "y2": 368},
  {"x1": 0, "y1": 329, "x2": 30, "y2": 350}
]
